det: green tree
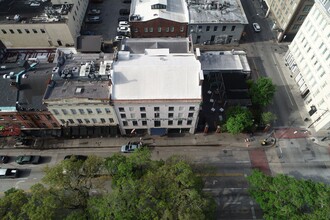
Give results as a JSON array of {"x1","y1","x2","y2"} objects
[
  {"x1": 261, "y1": 111, "x2": 277, "y2": 126},
  {"x1": 0, "y1": 188, "x2": 28, "y2": 220},
  {"x1": 88, "y1": 151, "x2": 216, "y2": 220},
  {"x1": 249, "y1": 77, "x2": 276, "y2": 107},
  {"x1": 247, "y1": 170, "x2": 330, "y2": 220},
  {"x1": 226, "y1": 106, "x2": 254, "y2": 134}
]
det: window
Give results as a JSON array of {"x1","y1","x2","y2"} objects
[
  {"x1": 68, "y1": 119, "x2": 74, "y2": 124},
  {"x1": 100, "y1": 118, "x2": 106, "y2": 123},
  {"x1": 121, "y1": 114, "x2": 126, "y2": 118},
  {"x1": 140, "y1": 107, "x2": 146, "y2": 112},
  {"x1": 144, "y1": 27, "x2": 148, "y2": 32},
  {"x1": 53, "y1": 109, "x2": 59, "y2": 115},
  {"x1": 96, "y1": 108, "x2": 102, "y2": 114},
  {"x1": 1, "y1": 30, "x2": 7, "y2": 34},
  {"x1": 178, "y1": 113, "x2": 183, "y2": 118},
  {"x1": 105, "y1": 108, "x2": 111, "y2": 113},
  {"x1": 130, "y1": 113, "x2": 135, "y2": 118},
  {"x1": 87, "y1": 109, "x2": 93, "y2": 114},
  {"x1": 222, "y1": 26, "x2": 226, "y2": 31},
  {"x1": 166, "y1": 27, "x2": 169, "y2": 32},
  {"x1": 158, "y1": 27, "x2": 162, "y2": 32},
  {"x1": 109, "y1": 118, "x2": 114, "y2": 123},
  {"x1": 231, "y1": 26, "x2": 236, "y2": 31},
  {"x1": 123, "y1": 121, "x2": 128, "y2": 126},
  {"x1": 154, "y1": 107, "x2": 160, "y2": 111},
  {"x1": 25, "y1": 29, "x2": 30, "y2": 34},
  {"x1": 189, "y1": 106, "x2": 195, "y2": 111},
  {"x1": 169, "y1": 106, "x2": 174, "y2": 111},
  {"x1": 168, "y1": 113, "x2": 173, "y2": 118},
  {"x1": 40, "y1": 29, "x2": 45, "y2": 33},
  {"x1": 92, "y1": 118, "x2": 97, "y2": 123},
  {"x1": 132, "y1": 121, "x2": 138, "y2": 126},
  {"x1": 21, "y1": 115, "x2": 28, "y2": 120},
  {"x1": 119, "y1": 107, "x2": 125, "y2": 112},
  {"x1": 34, "y1": 115, "x2": 40, "y2": 120},
  {"x1": 187, "y1": 120, "x2": 192, "y2": 125},
  {"x1": 17, "y1": 29, "x2": 22, "y2": 34},
  {"x1": 32, "y1": 29, "x2": 37, "y2": 33},
  {"x1": 168, "y1": 120, "x2": 173, "y2": 125},
  {"x1": 79, "y1": 109, "x2": 85, "y2": 114},
  {"x1": 71, "y1": 109, "x2": 77, "y2": 114},
  {"x1": 178, "y1": 120, "x2": 182, "y2": 125},
  {"x1": 62, "y1": 109, "x2": 68, "y2": 115},
  {"x1": 57, "y1": 40, "x2": 62, "y2": 46},
  {"x1": 214, "y1": 26, "x2": 218, "y2": 31},
  {"x1": 170, "y1": 27, "x2": 174, "y2": 32},
  {"x1": 77, "y1": 119, "x2": 83, "y2": 124},
  {"x1": 60, "y1": 119, "x2": 65, "y2": 124},
  {"x1": 155, "y1": 113, "x2": 160, "y2": 118},
  {"x1": 85, "y1": 119, "x2": 90, "y2": 124},
  {"x1": 206, "y1": 26, "x2": 210, "y2": 31},
  {"x1": 129, "y1": 107, "x2": 134, "y2": 111},
  {"x1": 149, "y1": 27, "x2": 153, "y2": 32},
  {"x1": 180, "y1": 26, "x2": 184, "y2": 32},
  {"x1": 303, "y1": 5, "x2": 312, "y2": 13},
  {"x1": 297, "y1": 15, "x2": 305, "y2": 21},
  {"x1": 188, "y1": 113, "x2": 194, "y2": 117},
  {"x1": 142, "y1": 120, "x2": 147, "y2": 126},
  {"x1": 292, "y1": 24, "x2": 300, "y2": 30},
  {"x1": 9, "y1": 29, "x2": 14, "y2": 34},
  {"x1": 154, "y1": 121, "x2": 161, "y2": 127},
  {"x1": 141, "y1": 113, "x2": 146, "y2": 118}
]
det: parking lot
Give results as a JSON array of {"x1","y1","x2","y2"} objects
[{"x1": 81, "y1": 0, "x2": 131, "y2": 42}]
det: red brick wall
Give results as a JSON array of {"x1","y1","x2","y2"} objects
[{"x1": 130, "y1": 18, "x2": 188, "y2": 38}]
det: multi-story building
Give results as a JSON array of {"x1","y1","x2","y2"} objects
[
  {"x1": 43, "y1": 49, "x2": 119, "y2": 137},
  {"x1": 188, "y1": 0, "x2": 248, "y2": 45},
  {"x1": 112, "y1": 38, "x2": 202, "y2": 135},
  {"x1": 0, "y1": 0, "x2": 88, "y2": 48},
  {"x1": 265, "y1": 0, "x2": 314, "y2": 41},
  {"x1": 285, "y1": 0, "x2": 330, "y2": 133},
  {"x1": 129, "y1": 0, "x2": 189, "y2": 38},
  {"x1": 0, "y1": 58, "x2": 60, "y2": 134}
]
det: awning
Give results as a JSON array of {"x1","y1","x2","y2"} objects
[{"x1": 150, "y1": 128, "x2": 167, "y2": 136}]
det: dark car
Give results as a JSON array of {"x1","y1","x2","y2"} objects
[
  {"x1": 64, "y1": 155, "x2": 88, "y2": 161},
  {"x1": 119, "y1": 9, "x2": 130, "y2": 15},
  {"x1": 0, "y1": 168, "x2": 19, "y2": 179},
  {"x1": 15, "y1": 155, "x2": 41, "y2": 165},
  {"x1": 85, "y1": 16, "x2": 102, "y2": 23},
  {"x1": 0, "y1": 155, "x2": 9, "y2": 164},
  {"x1": 88, "y1": 8, "x2": 101, "y2": 15},
  {"x1": 118, "y1": 16, "x2": 129, "y2": 22}
]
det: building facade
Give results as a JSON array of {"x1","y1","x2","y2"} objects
[
  {"x1": 112, "y1": 38, "x2": 203, "y2": 135},
  {"x1": 0, "y1": 0, "x2": 88, "y2": 48},
  {"x1": 129, "y1": 0, "x2": 189, "y2": 38},
  {"x1": 285, "y1": 0, "x2": 330, "y2": 132},
  {"x1": 188, "y1": 0, "x2": 248, "y2": 45},
  {"x1": 265, "y1": 0, "x2": 314, "y2": 41}
]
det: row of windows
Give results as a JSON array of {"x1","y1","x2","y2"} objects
[
  {"x1": 60, "y1": 118, "x2": 114, "y2": 124},
  {"x1": 118, "y1": 106, "x2": 195, "y2": 112},
  {"x1": 1, "y1": 28, "x2": 46, "y2": 34},
  {"x1": 196, "y1": 25, "x2": 236, "y2": 32},
  {"x1": 122, "y1": 119, "x2": 193, "y2": 127},
  {"x1": 139, "y1": 26, "x2": 185, "y2": 33},
  {"x1": 53, "y1": 108, "x2": 112, "y2": 115},
  {"x1": 120, "y1": 112, "x2": 194, "y2": 119},
  {"x1": 0, "y1": 114, "x2": 54, "y2": 121}
]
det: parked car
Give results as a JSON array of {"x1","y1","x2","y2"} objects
[
  {"x1": 86, "y1": 16, "x2": 102, "y2": 23},
  {"x1": 119, "y1": 9, "x2": 130, "y2": 15},
  {"x1": 15, "y1": 155, "x2": 41, "y2": 165},
  {"x1": 30, "y1": 2, "x2": 40, "y2": 6},
  {"x1": 252, "y1": 23, "x2": 261, "y2": 32},
  {"x1": 117, "y1": 26, "x2": 131, "y2": 34},
  {"x1": 121, "y1": 142, "x2": 141, "y2": 153},
  {"x1": 0, "y1": 168, "x2": 19, "y2": 179},
  {"x1": 118, "y1": 21, "x2": 129, "y2": 27},
  {"x1": 88, "y1": 9, "x2": 101, "y2": 15},
  {"x1": 118, "y1": 17, "x2": 129, "y2": 22},
  {"x1": 0, "y1": 155, "x2": 9, "y2": 164},
  {"x1": 114, "y1": 35, "x2": 129, "y2": 41}
]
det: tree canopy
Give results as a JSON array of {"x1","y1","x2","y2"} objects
[
  {"x1": 225, "y1": 106, "x2": 254, "y2": 134},
  {"x1": 249, "y1": 77, "x2": 276, "y2": 107},
  {"x1": 247, "y1": 170, "x2": 330, "y2": 220},
  {"x1": 261, "y1": 111, "x2": 277, "y2": 126}
]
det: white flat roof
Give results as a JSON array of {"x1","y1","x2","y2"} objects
[
  {"x1": 131, "y1": 0, "x2": 189, "y2": 23},
  {"x1": 112, "y1": 49, "x2": 202, "y2": 100}
]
